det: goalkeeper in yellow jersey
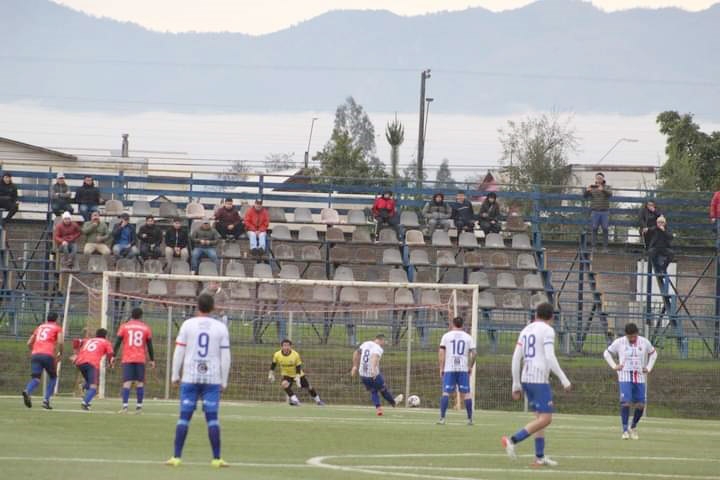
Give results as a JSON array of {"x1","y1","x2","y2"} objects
[{"x1": 268, "y1": 339, "x2": 324, "y2": 406}]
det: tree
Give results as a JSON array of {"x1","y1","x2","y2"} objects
[
  {"x1": 264, "y1": 152, "x2": 296, "y2": 173},
  {"x1": 385, "y1": 116, "x2": 405, "y2": 180},
  {"x1": 334, "y1": 96, "x2": 379, "y2": 161},
  {"x1": 219, "y1": 160, "x2": 250, "y2": 182},
  {"x1": 434, "y1": 159, "x2": 457, "y2": 189},
  {"x1": 402, "y1": 158, "x2": 426, "y2": 187}
]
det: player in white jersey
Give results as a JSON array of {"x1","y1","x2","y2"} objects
[
  {"x1": 351, "y1": 334, "x2": 403, "y2": 416},
  {"x1": 603, "y1": 322, "x2": 657, "y2": 440},
  {"x1": 166, "y1": 294, "x2": 231, "y2": 468},
  {"x1": 437, "y1": 316, "x2": 476, "y2": 425},
  {"x1": 501, "y1": 303, "x2": 571, "y2": 467}
]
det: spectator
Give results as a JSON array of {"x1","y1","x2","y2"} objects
[
  {"x1": 137, "y1": 215, "x2": 162, "y2": 260},
  {"x1": 215, "y1": 197, "x2": 244, "y2": 240},
  {"x1": 452, "y1": 191, "x2": 475, "y2": 233},
  {"x1": 50, "y1": 172, "x2": 73, "y2": 216},
  {"x1": 478, "y1": 192, "x2": 501, "y2": 235},
  {"x1": 75, "y1": 175, "x2": 102, "y2": 222},
  {"x1": 0, "y1": 171, "x2": 19, "y2": 226},
  {"x1": 243, "y1": 199, "x2": 269, "y2": 256},
  {"x1": 638, "y1": 200, "x2": 662, "y2": 249},
  {"x1": 191, "y1": 219, "x2": 220, "y2": 273},
  {"x1": 82, "y1": 211, "x2": 111, "y2": 255},
  {"x1": 54, "y1": 211, "x2": 81, "y2": 268},
  {"x1": 583, "y1": 172, "x2": 613, "y2": 251},
  {"x1": 648, "y1": 216, "x2": 674, "y2": 278},
  {"x1": 422, "y1": 193, "x2": 453, "y2": 236},
  {"x1": 710, "y1": 190, "x2": 720, "y2": 232},
  {"x1": 112, "y1": 213, "x2": 138, "y2": 259},
  {"x1": 165, "y1": 217, "x2": 189, "y2": 267},
  {"x1": 371, "y1": 190, "x2": 402, "y2": 240}
]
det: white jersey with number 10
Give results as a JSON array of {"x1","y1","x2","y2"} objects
[
  {"x1": 172, "y1": 316, "x2": 231, "y2": 386},
  {"x1": 440, "y1": 330, "x2": 476, "y2": 372},
  {"x1": 358, "y1": 341, "x2": 383, "y2": 378}
]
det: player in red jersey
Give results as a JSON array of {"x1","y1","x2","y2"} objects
[
  {"x1": 114, "y1": 308, "x2": 155, "y2": 414},
  {"x1": 74, "y1": 328, "x2": 114, "y2": 411},
  {"x1": 23, "y1": 312, "x2": 64, "y2": 409}
]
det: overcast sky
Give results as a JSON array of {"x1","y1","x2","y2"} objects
[{"x1": 52, "y1": 0, "x2": 718, "y2": 35}]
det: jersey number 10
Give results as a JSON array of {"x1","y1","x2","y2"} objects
[{"x1": 449, "y1": 339, "x2": 466, "y2": 356}]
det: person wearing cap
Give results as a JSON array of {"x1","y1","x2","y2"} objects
[
  {"x1": 138, "y1": 215, "x2": 163, "y2": 260},
  {"x1": 478, "y1": 192, "x2": 501, "y2": 235},
  {"x1": 371, "y1": 190, "x2": 402, "y2": 240},
  {"x1": 452, "y1": 191, "x2": 476, "y2": 233},
  {"x1": 0, "y1": 171, "x2": 19, "y2": 226},
  {"x1": 214, "y1": 197, "x2": 244, "y2": 240},
  {"x1": 74, "y1": 175, "x2": 102, "y2": 222},
  {"x1": 165, "y1": 217, "x2": 189, "y2": 267},
  {"x1": 82, "y1": 210, "x2": 111, "y2": 256},
  {"x1": 112, "y1": 213, "x2": 138, "y2": 259},
  {"x1": 190, "y1": 219, "x2": 220, "y2": 273},
  {"x1": 243, "y1": 199, "x2": 269, "y2": 256},
  {"x1": 51, "y1": 173, "x2": 74, "y2": 216},
  {"x1": 54, "y1": 211, "x2": 82, "y2": 267}
]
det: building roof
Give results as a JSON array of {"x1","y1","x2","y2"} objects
[
  {"x1": 569, "y1": 163, "x2": 657, "y2": 173},
  {"x1": 0, "y1": 136, "x2": 77, "y2": 161}
]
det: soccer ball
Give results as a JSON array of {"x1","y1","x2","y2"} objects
[{"x1": 407, "y1": 395, "x2": 421, "y2": 408}]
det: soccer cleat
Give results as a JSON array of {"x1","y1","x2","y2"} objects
[
  {"x1": 210, "y1": 459, "x2": 229, "y2": 468},
  {"x1": 501, "y1": 436, "x2": 517, "y2": 460},
  {"x1": 42, "y1": 400, "x2": 52, "y2": 410},
  {"x1": 22, "y1": 391, "x2": 32, "y2": 408},
  {"x1": 621, "y1": 431, "x2": 630, "y2": 440},
  {"x1": 165, "y1": 457, "x2": 182, "y2": 467},
  {"x1": 80, "y1": 402, "x2": 91, "y2": 411},
  {"x1": 436, "y1": 418, "x2": 446, "y2": 425},
  {"x1": 393, "y1": 394, "x2": 404, "y2": 406},
  {"x1": 118, "y1": 407, "x2": 129, "y2": 414},
  {"x1": 376, "y1": 406, "x2": 384, "y2": 416},
  {"x1": 630, "y1": 428, "x2": 639, "y2": 440},
  {"x1": 135, "y1": 406, "x2": 143, "y2": 415},
  {"x1": 531, "y1": 456, "x2": 558, "y2": 467},
  {"x1": 467, "y1": 419, "x2": 474, "y2": 426},
  {"x1": 315, "y1": 400, "x2": 325, "y2": 406}
]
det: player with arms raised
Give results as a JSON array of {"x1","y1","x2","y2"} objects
[
  {"x1": 114, "y1": 307, "x2": 155, "y2": 414},
  {"x1": 166, "y1": 294, "x2": 231, "y2": 468},
  {"x1": 501, "y1": 303, "x2": 571, "y2": 467},
  {"x1": 74, "y1": 328, "x2": 114, "y2": 411},
  {"x1": 22, "y1": 312, "x2": 64, "y2": 409},
  {"x1": 268, "y1": 339, "x2": 324, "y2": 406},
  {"x1": 603, "y1": 322, "x2": 657, "y2": 439},
  {"x1": 437, "y1": 316, "x2": 476, "y2": 425},
  {"x1": 351, "y1": 334, "x2": 403, "y2": 416}
]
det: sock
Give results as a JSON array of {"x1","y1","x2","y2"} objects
[
  {"x1": 535, "y1": 437, "x2": 545, "y2": 458},
  {"x1": 309, "y1": 388, "x2": 318, "y2": 398},
  {"x1": 464, "y1": 398, "x2": 473, "y2": 420},
  {"x1": 136, "y1": 386, "x2": 145, "y2": 406},
  {"x1": 284, "y1": 386, "x2": 294, "y2": 397},
  {"x1": 440, "y1": 395, "x2": 450, "y2": 418},
  {"x1": 45, "y1": 378, "x2": 57, "y2": 401},
  {"x1": 631, "y1": 407, "x2": 644, "y2": 428},
  {"x1": 511, "y1": 428, "x2": 530, "y2": 444},
  {"x1": 205, "y1": 411, "x2": 221, "y2": 459},
  {"x1": 121, "y1": 388, "x2": 130, "y2": 407},
  {"x1": 621, "y1": 405, "x2": 630, "y2": 432},
  {"x1": 370, "y1": 391, "x2": 381, "y2": 407},
  {"x1": 173, "y1": 411, "x2": 193, "y2": 458},
  {"x1": 25, "y1": 378, "x2": 40, "y2": 395},
  {"x1": 84, "y1": 387, "x2": 97, "y2": 405},
  {"x1": 380, "y1": 389, "x2": 395, "y2": 406}
]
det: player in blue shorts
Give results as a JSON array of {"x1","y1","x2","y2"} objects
[
  {"x1": 351, "y1": 334, "x2": 403, "y2": 416},
  {"x1": 437, "y1": 316, "x2": 476, "y2": 425}
]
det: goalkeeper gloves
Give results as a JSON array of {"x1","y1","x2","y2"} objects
[
  {"x1": 294, "y1": 375, "x2": 302, "y2": 387},
  {"x1": 267, "y1": 371, "x2": 275, "y2": 383}
]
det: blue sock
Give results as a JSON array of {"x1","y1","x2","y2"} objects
[
  {"x1": 25, "y1": 378, "x2": 40, "y2": 395},
  {"x1": 173, "y1": 411, "x2": 193, "y2": 458},
  {"x1": 205, "y1": 411, "x2": 221, "y2": 459},
  {"x1": 464, "y1": 398, "x2": 473, "y2": 420},
  {"x1": 511, "y1": 428, "x2": 530, "y2": 444},
  {"x1": 440, "y1": 395, "x2": 449, "y2": 418},
  {"x1": 621, "y1": 405, "x2": 630, "y2": 432},
  {"x1": 380, "y1": 389, "x2": 396, "y2": 405},
  {"x1": 45, "y1": 378, "x2": 57, "y2": 401},
  {"x1": 535, "y1": 437, "x2": 545, "y2": 458},
  {"x1": 631, "y1": 407, "x2": 644, "y2": 428},
  {"x1": 84, "y1": 387, "x2": 97, "y2": 405},
  {"x1": 121, "y1": 388, "x2": 130, "y2": 406},
  {"x1": 370, "y1": 391, "x2": 380, "y2": 407},
  {"x1": 136, "y1": 387, "x2": 145, "y2": 405}
]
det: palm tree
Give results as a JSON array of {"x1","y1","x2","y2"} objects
[{"x1": 385, "y1": 115, "x2": 405, "y2": 180}]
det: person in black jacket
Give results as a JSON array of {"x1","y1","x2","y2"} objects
[
  {"x1": 164, "y1": 217, "x2": 189, "y2": 267},
  {"x1": 451, "y1": 191, "x2": 476, "y2": 232},
  {"x1": 647, "y1": 216, "x2": 673, "y2": 275},
  {"x1": 0, "y1": 172, "x2": 19, "y2": 226},
  {"x1": 478, "y1": 192, "x2": 501, "y2": 235},
  {"x1": 74, "y1": 175, "x2": 102, "y2": 221},
  {"x1": 638, "y1": 200, "x2": 662, "y2": 249},
  {"x1": 137, "y1": 215, "x2": 163, "y2": 260}
]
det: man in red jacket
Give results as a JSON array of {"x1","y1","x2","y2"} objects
[
  {"x1": 244, "y1": 199, "x2": 269, "y2": 257},
  {"x1": 710, "y1": 191, "x2": 720, "y2": 233},
  {"x1": 54, "y1": 211, "x2": 81, "y2": 267},
  {"x1": 371, "y1": 190, "x2": 402, "y2": 240}
]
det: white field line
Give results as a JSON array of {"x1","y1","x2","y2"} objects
[{"x1": 0, "y1": 456, "x2": 310, "y2": 468}]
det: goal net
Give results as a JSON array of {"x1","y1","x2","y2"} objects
[{"x1": 66, "y1": 271, "x2": 480, "y2": 408}]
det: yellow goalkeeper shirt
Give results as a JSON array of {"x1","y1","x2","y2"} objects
[{"x1": 272, "y1": 349, "x2": 304, "y2": 378}]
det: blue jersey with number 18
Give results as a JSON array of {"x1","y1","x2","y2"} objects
[
  {"x1": 516, "y1": 321, "x2": 559, "y2": 384},
  {"x1": 174, "y1": 316, "x2": 230, "y2": 385}
]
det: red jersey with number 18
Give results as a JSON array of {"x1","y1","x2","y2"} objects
[
  {"x1": 116, "y1": 320, "x2": 152, "y2": 364},
  {"x1": 31, "y1": 322, "x2": 63, "y2": 356}
]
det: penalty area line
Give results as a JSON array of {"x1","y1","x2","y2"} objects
[{"x1": 0, "y1": 456, "x2": 310, "y2": 468}]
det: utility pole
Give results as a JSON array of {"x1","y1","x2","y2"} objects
[
  {"x1": 304, "y1": 117, "x2": 318, "y2": 170},
  {"x1": 416, "y1": 69, "x2": 431, "y2": 191}
]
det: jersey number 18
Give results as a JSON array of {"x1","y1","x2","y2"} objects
[{"x1": 522, "y1": 334, "x2": 536, "y2": 358}]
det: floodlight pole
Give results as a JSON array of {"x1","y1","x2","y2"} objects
[{"x1": 416, "y1": 69, "x2": 431, "y2": 191}]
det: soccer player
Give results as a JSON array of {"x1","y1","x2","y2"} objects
[
  {"x1": 22, "y1": 312, "x2": 64, "y2": 409},
  {"x1": 74, "y1": 328, "x2": 115, "y2": 411},
  {"x1": 437, "y1": 316, "x2": 476, "y2": 425},
  {"x1": 603, "y1": 322, "x2": 657, "y2": 440},
  {"x1": 166, "y1": 294, "x2": 231, "y2": 468},
  {"x1": 268, "y1": 339, "x2": 324, "y2": 406},
  {"x1": 501, "y1": 303, "x2": 572, "y2": 467},
  {"x1": 114, "y1": 307, "x2": 155, "y2": 414},
  {"x1": 351, "y1": 334, "x2": 403, "y2": 416}
]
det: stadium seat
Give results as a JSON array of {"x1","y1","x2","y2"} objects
[
  {"x1": 477, "y1": 291, "x2": 496, "y2": 309},
  {"x1": 186, "y1": 201, "x2": 205, "y2": 220},
  {"x1": 339, "y1": 287, "x2": 360, "y2": 303},
  {"x1": 104, "y1": 199, "x2": 124, "y2": 216},
  {"x1": 485, "y1": 233, "x2": 505, "y2": 249},
  {"x1": 224, "y1": 260, "x2": 245, "y2": 278},
  {"x1": 143, "y1": 259, "x2": 163, "y2": 274},
  {"x1": 511, "y1": 233, "x2": 532, "y2": 250},
  {"x1": 468, "y1": 271, "x2": 490, "y2": 289},
  {"x1": 506, "y1": 214, "x2": 528, "y2": 232},
  {"x1": 258, "y1": 284, "x2": 278, "y2": 301},
  {"x1": 301, "y1": 245, "x2": 323, "y2": 261},
  {"x1": 221, "y1": 241, "x2": 242, "y2": 258},
  {"x1": 198, "y1": 261, "x2": 218, "y2": 277},
  {"x1": 269, "y1": 207, "x2": 287, "y2": 222},
  {"x1": 531, "y1": 292, "x2": 548, "y2": 309},
  {"x1": 414, "y1": 269, "x2": 434, "y2": 284},
  {"x1": 147, "y1": 280, "x2": 168, "y2": 296},
  {"x1": 351, "y1": 228, "x2": 373, "y2": 244},
  {"x1": 346, "y1": 209, "x2": 367, "y2": 225},
  {"x1": 436, "y1": 250, "x2": 457, "y2": 267},
  {"x1": 502, "y1": 292, "x2": 524, "y2": 309},
  {"x1": 293, "y1": 207, "x2": 313, "y2": 223},
  {"x1": 517, "y1": 253, "x2": 537, "y2": 270},
  {"x1": 158, "y1": 202, "x2": 177, "y2": 219},
  {"x1": 87, "y1": 255, "x2": 108, "y2": 273},
  {"x1": 271, "y1": 225, "x2": 292, "y2": 241},
  {"x1": 523, "y1": 273, "x2": 544, "y2": 290},
  {"x1": 378, "y1": 228, "x2": 400, "y2": 245},
  {"x1": 116, "y1": 258, "x2": 137, "y2": 272},
  {"x1": 458, "y1": 232, "x2": 479, "y2": 249},
  {"x1": 304, "y1": 265, "x2": 327, "y2": 280},
  {"x1": 321, "y1": 208, "x2": 340, "y2": 225},
  {"x1": 272, "y1": 243, "x2": 295, "y2": 260},
  {"x1": 382, "y1": 248, "x2": 403, "y2": 266},
  {"x1": 366, "y1": 288, "x2": 390, "y2": 304},
  {"x1": 299, "y1": 226, "x2": 319, "y2": 242},
  {"x1": 253, "y1": 263, "x2": 273, "y2": 278},
  {"x1": 171, "y1": 259, "x2": 191, "y2": 275},
  {"x1": 238, "y1": 203, "x2": 250, "y2": 218},
  {"x1": 353, "y1": 247, "x2": 376, "y2": 264},
  {"x1": 229, "y1": 283, "x2": 252, "y2": 300},
  {"x1": 400, "y1": 211, "x2": 420, "y2": 228},
  {"x1": 497, "y1": 272, "x2": 518, "y2": 289},
  {"x1": 330, "y1": 246, "x2": 352, "y2": 263},
  {"x1": 404, "y1": 229, "x2": 425, "y2": 246},
  {"x1": 132, "y1": 201, "x2": 152, "y2": 217},
  {"x1": 440, "y1": 268, "x2": 463, "y2": 284},
  {"x1": 460, "y1": 251, "x2": 484, "y2": 268},
  {"x1": 279, "y1": 264, "x2": 300, "y2": 279},
  {"x1": 119, "y1": 277, "x2": 143, "y2": 295},
  {"x1": 326, "y1": 227, "x2": 345, "y2": 243},
  {"x1": 431, "y1": 230, "x2": 452, "y2": 247},
  {"x1": 489, "y1": 252, "x2": 510, "y2": 269},
  {"x1": 333, "y1": 266, "x2": 354, "y2": 282},
  {"x1": 312, "y1": 286, "x2": 334, "y2": 303},
  {"x1": 174, "y1": 281, "x2": 197, "y2": 297},
  {"x1": 394, "y1": 288, "x2": 415, "y2": 305},
  {"x1": 388, "y1": 268, "x2": 408, "y2": 283},
  {"x1": 409, "y1": 249, "x2": 430, "y2": 266},
  {"x1": 420, "y1": 290, "x2": 441, "y2": 305}
]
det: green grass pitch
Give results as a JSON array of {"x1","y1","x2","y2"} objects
[{"x1": 0, "y1": 396, "x2": 718, "y2": 480}]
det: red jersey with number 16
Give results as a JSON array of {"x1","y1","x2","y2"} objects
[
  {"x1": 74, "y1": 337, "x2": 114, "y2": 370},
  {"x1": 116, "y1": 320, "x2": 152, "y2": 364},
  {"x1": 31, "y1": 322, "x2": 63, "y2": 356}
]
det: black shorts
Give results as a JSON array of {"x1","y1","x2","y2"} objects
[{"x1": 282, "y1": 375, "x2": 310, "y2": 388}]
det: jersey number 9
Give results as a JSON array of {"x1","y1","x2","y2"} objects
[{"x1": 198, "y1": 333, "x2": 209, "y2": 358}]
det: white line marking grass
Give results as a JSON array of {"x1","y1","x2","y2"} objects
[{"x1": 0, "y1": 456, "x2": 310, "y2": 468}]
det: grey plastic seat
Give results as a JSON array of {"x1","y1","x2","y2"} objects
[
  {"x1": 531, "y1": 292, "x2": 548, "y2": 309},
  {"x1": 221, "y1": 241, "x2": 242, "y2": 258},
  {"x1": 458, "y1": 232, "x2": 479, "y2": 249},
  {"x1": 512, "y1": 233, "x2": 532, "y2": 250},
  {"x1": 489, "y1": 252, "x2": 510, "y2": 269},
  {"x1": 333, "y1": 266, "x2": 355, "y2": 282},
  {"x1": 382, "y1": 248, "x2": 403, "y2": 266},
  {"x1": 431, "y1": 230, "x2": 452, "y2": 247},
  {"x1": 351, "y1": 228, "x2": 373, "y2": 244},
  {"x1": 174, "y1": 281, "x2": 197, "y2": 297},
  {"x1": 524, "y1": 273, "x2": 544, "y2": 290},
  {"x1": 304, "y1": 265, "x2": 327, "y2": 280},
  {"x1": 118, "y1": 278, "x2": 142, "y2": 294},
  {"x1": 461, "y1": 251, "x2": 484, "y2": 268},
  {"x1": 320, "y1": 208, "x2": 340, "y2": 225},
  {"x1": 339, "y1": 287, "x2": 361, "y2": 303},
  {"x1": 325, "y1": 227, "x2": 345, "y2": 243},
  {"x1": 271, "y1": 225, "x2": 292, "y2": 241},
  {"x1": 132, "y1": 201, "x2": 152, "y2": 217},
  {"x1": 273, "y1": 244, "x2": 295, "y2": 261},
  {"x1": 258, "y1": 284, "x2": 278, "y2": 301},
  {"x1": 198, "y1": 261, "x2": 218, "y2": 277},
  {"x1": 229, "y1": 283, "x2": 252, "y2": 300},
  {"x1": 506, "y1": 214, "x2": 528, "y2": 232},
  {"x1": 186, "y1": 202, "x2": 205, "y2": 219},
  {"x1": 378, "y1": 228, "x2": 399, "y2": 245},
  {"x1": 312, "y1": 286, "x2": 335, "y2": 303},
  {"x1": 330, "y1": 246, "x2": 352, "y2": 263},
  {"x1": 394, "y1": 288, "x2": 415, "y2": 305},
  {"x1": 404, "y1": 230, "x2": 425, "y2": 246},
  {"x1": 158, "y1": 202, "x2": 177, "y2": 218},
  {"x1": 420, "y1": 290, "x2": 441, "y2": 305},
  {"x1": 497, "y1": 272, "x2": 518, "y2": 289},
  {"x1": 148, "y1": 280, "x2": 168, "y2": 296},
  {"x1": 366, "y1": 289, "x2": 390, "y2": 304},
  {"x1": 502, "y1": 292, "x2": 524, "y2": 309},
  {"x1": 171, "y1": 260, "x2": 191, "y2": 275},
  {"x1": 104, "y1": 199, "x2": 124, "y2": 216},
  {"x1": 400, "y1": 211, "x2": 420, "y2": 228},
  {"x1": 301, "y1": 245, "x2": 323, "y2": 261},
  {"x1": 347, "y1": 209, "x2": 367, "y2": 225},
  {"x1": 468, "y1": 271, "x2": 490, "y2": 289},
  {"x1": 409, "y1": 249, "x2": 430, "y2": 266},
  {"x1": 517, "y1": 253, "x2": 537, "y2": 270},
  {"x1": 477, "y1": 291, "x2": 496, "y2": 309},
  {"x1": 440, "y1": 268, "x2": 463, "y2": 284},
  {"x1": 436, "y1": 250, "x2": 457, "y2": 267},
  {"x1": 143, "y1": 259, "x2": 163, "y2": 274},
  {"x1": 116, "y1": 258, "x2": 137, "y2": 272},
  {"x1": 293, "y1": 207, "x2": 313, "y2": 223},
  {"x1": 388, "y1": 268, "x2": 408, "y2": 283},
  {"x1": 225, "y1": 260, "x2": 246, "y2": 277},
  {"x1": 279, "y1": 264, "x2": 300, "y2": 279},
  {"x1": 364, "y1": 266, "x2": 382, "y2": 282},
  {"x1": 485, "y1": 233, "x2": 505, "y2": 249},
  {"x1": 353, "y1": 247, "x2": 375, "y2": 264},
  {"x1": 268, "y1": 207, "x2": 287, "y2": 222},
  {"x1": 414, "y1": 269, "x2": 434, "y2": 284},
  {"x1": 87, "y1": 255, "x2": 108, "y2": 273},
  {"x1": 298, "y1": 226, "x2": 319, "y2": 242},
  {"x1": 252, "y1": 263, "x2": 273, "y2": 278}
]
